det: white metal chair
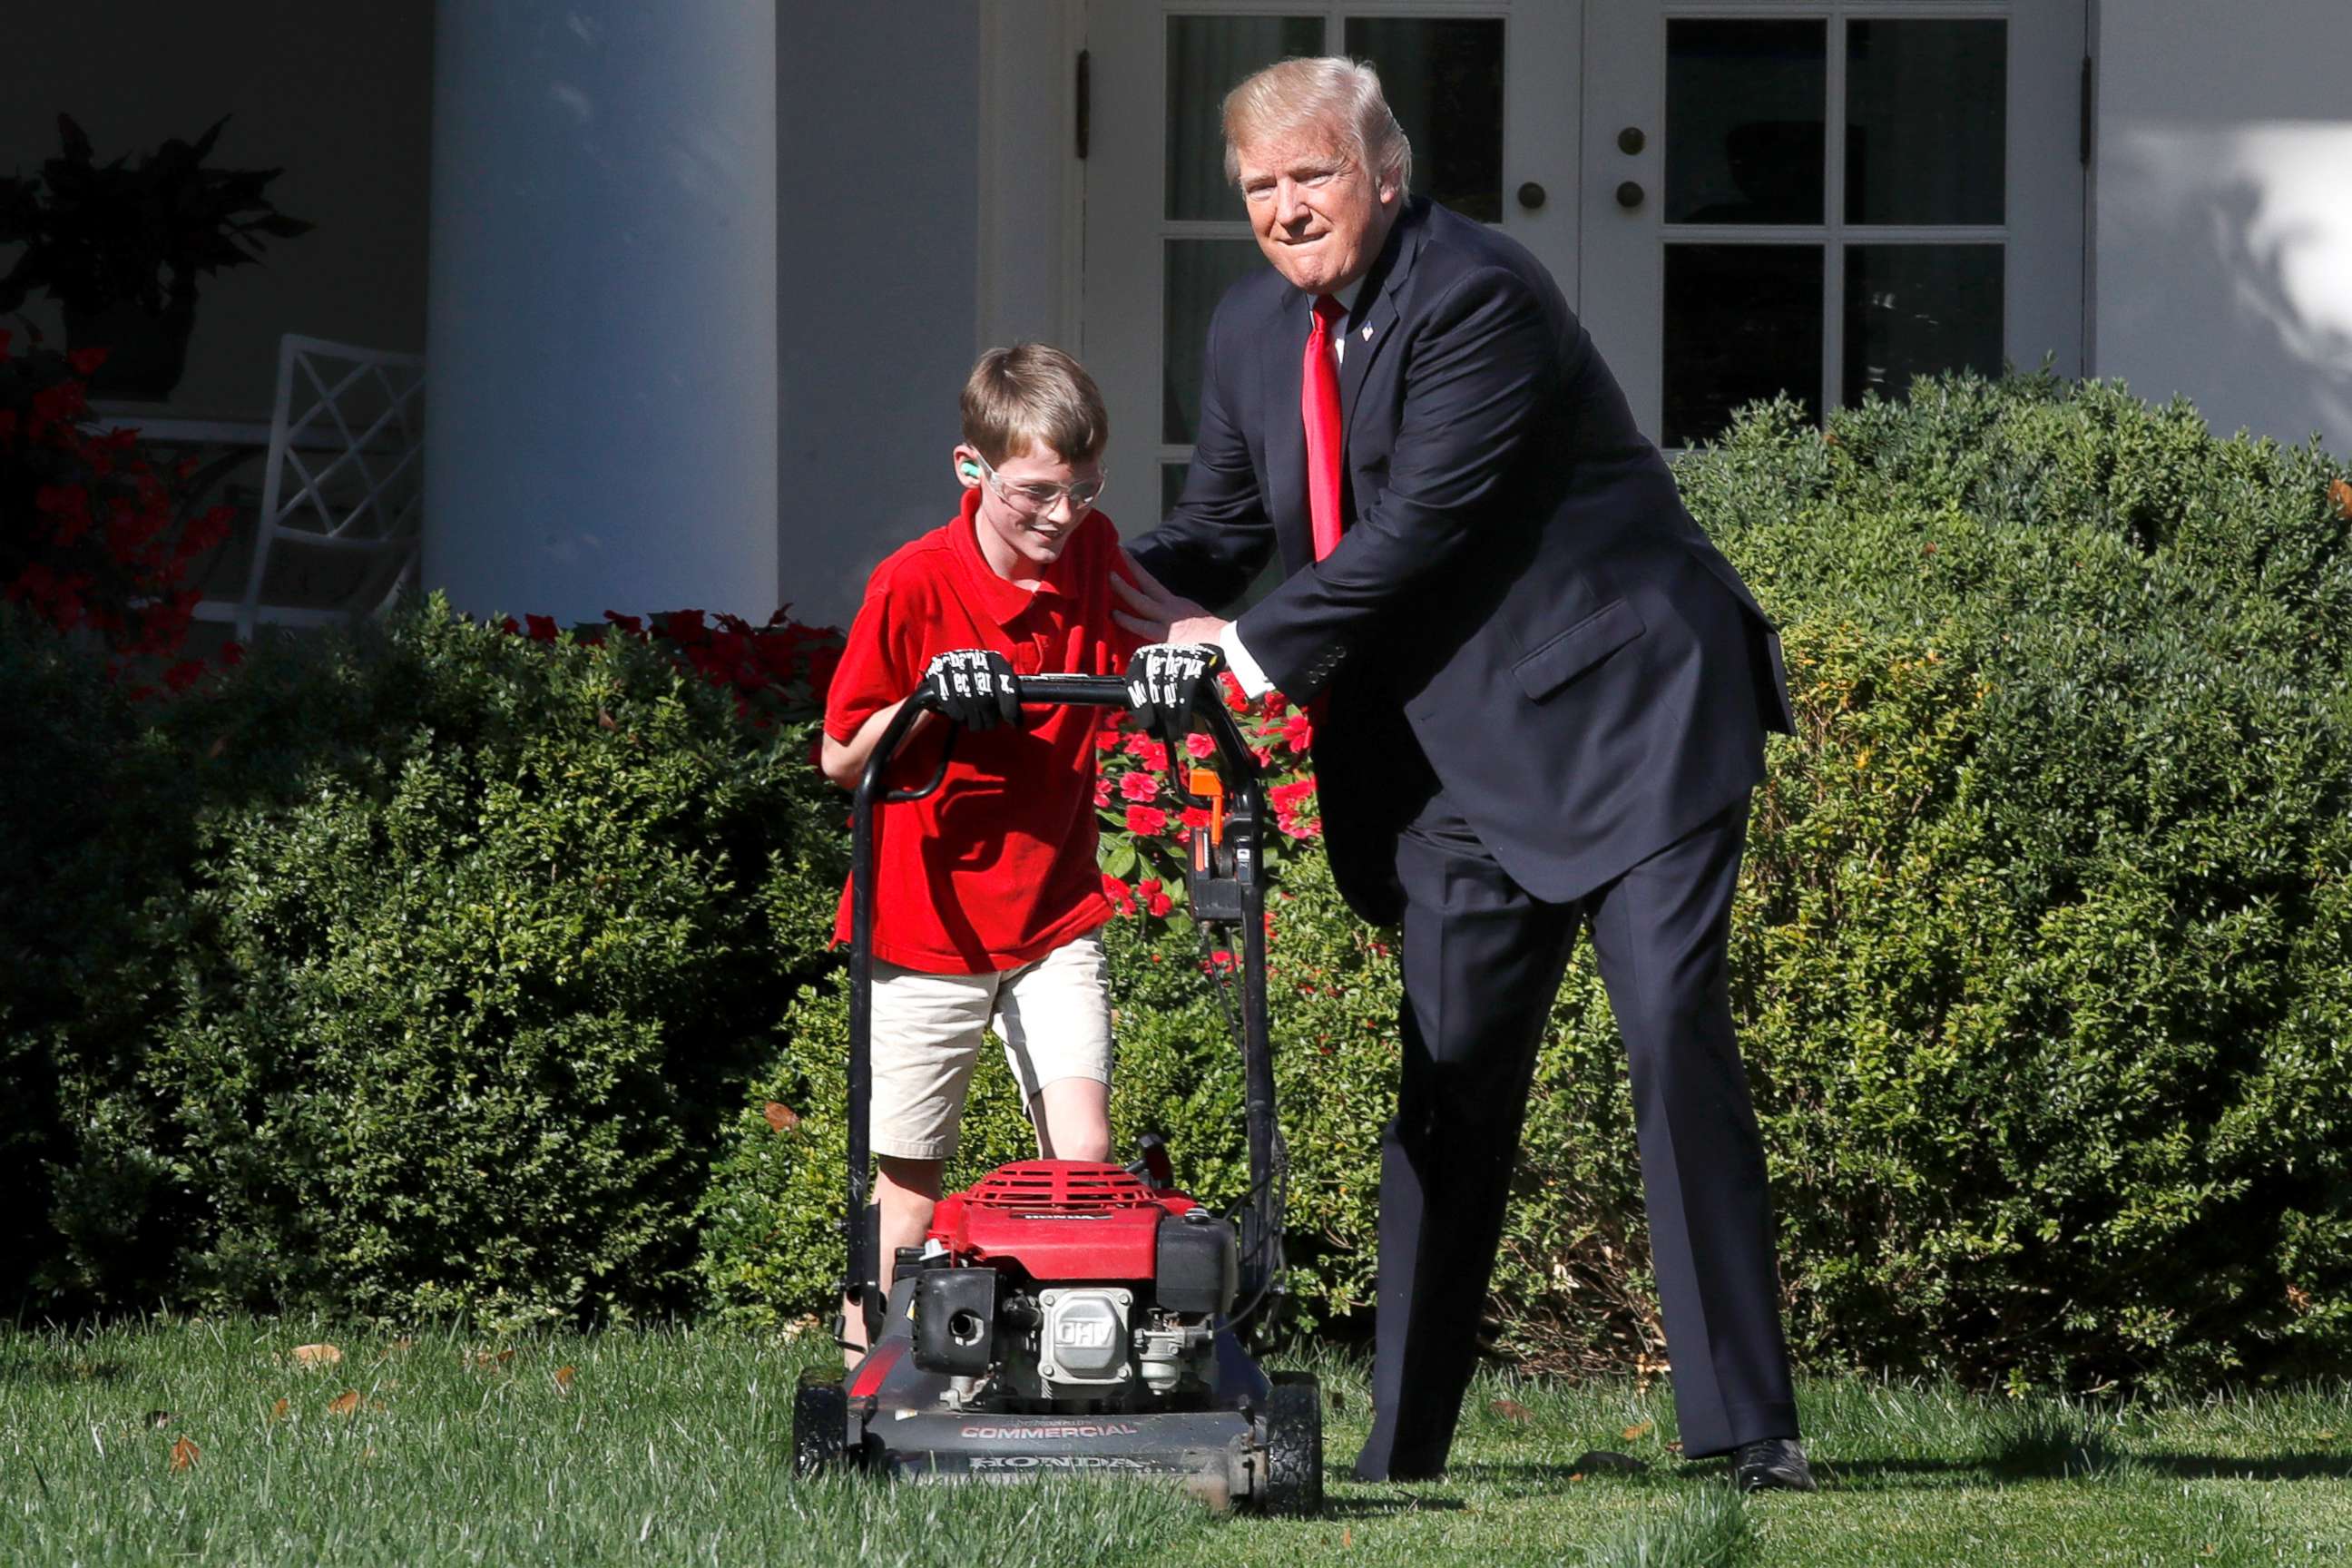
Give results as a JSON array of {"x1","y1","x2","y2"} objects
[{"x1": 190, "y1": 334, "x2": 426, "y2": 639}]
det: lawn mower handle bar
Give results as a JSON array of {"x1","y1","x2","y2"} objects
[{"x1": 844, "y1": 675, "x2": 1281, "y2": 1345}]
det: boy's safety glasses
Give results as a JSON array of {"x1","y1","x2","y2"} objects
[{"x1": 974, "y1": 451, "x2": 1106, "y2": 514}]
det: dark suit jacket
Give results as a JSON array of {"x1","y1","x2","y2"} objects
[{"x1": 1132, "y1": 198, "x2": 1794, "y2": 919}]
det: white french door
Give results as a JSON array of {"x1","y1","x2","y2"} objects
[
  {"x1": 1069, "y1": 0, "x2": 2089, "y2": 505},
  {"x1": 1580, "y1": 0, "x2": 2090, "y2": 446},
  {"x1": 1079, "y1": 1, "x2": 1581, "y2": 537}
]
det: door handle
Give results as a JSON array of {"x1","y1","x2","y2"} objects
[
  {"x1": 1615, "y1": 181, "x2": 1645, "y2": 210},
  {"x1": 1516, "y1": 181, "x2": 1547, "y2": 211}
]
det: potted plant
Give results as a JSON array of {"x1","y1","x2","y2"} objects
[{"x1": 0, "y1": 113, "x2": 313, "y2": 400}]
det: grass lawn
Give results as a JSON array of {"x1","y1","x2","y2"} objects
[{"x1": 5, "y1": 1320, "x2": 2350, "y2": 1565}]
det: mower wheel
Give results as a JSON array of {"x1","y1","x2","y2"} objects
[
  {"x1": 1261, "y1": 1370, "x2": 1324, "y2": 1515},
  {"x1": 792, "y1": 1371, "x2": 850, "y2": 1477}
]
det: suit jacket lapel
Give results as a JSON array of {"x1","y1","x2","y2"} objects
[
  {"x1": 1339, "y1": 202, "x2": 1427, "y2": 444},
  {"x1": 1262, "y1": 288, "x2": 1310, "y2": 573}
]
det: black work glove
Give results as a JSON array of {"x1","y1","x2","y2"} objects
[
  {"x1": 922, "y1": 648, "x2": 1021, "y2": 730},
  {"x1": 1125, "y1": 642, "x2": 1223, "y2": 745}
]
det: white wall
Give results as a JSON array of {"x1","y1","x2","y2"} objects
[
  {"x1": 2093, "y1": 0, "x2": 2352, "y2": 453},
  {"x1": 775, "y1": 4, "x2": 985, "y2": 626},
  {"x1": 0, "y1": 0, "x2": 431, "y2": 414}
]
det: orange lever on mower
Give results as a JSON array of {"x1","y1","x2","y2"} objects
[{"x1": 1188, "y1": 766, "x2": 1227, "y2": 874}]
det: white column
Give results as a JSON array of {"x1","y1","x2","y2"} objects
[{"x1": 424, "y1": 1, "x2": 778, "y2": 623}]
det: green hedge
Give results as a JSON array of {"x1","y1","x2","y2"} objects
[
  {"x1": 1, "y1": 603, "x2": 846, "y2": 1323},
  {"x1": 701, "y1": 374, "x2": 2352, "y2": 1394},
  {"x1": 8, "y1": 373, "x2": 2351, "y2": 1392}
]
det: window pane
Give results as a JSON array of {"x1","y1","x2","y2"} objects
[
  {"x1": 1164, "y1": 240, "x2": 1266, "y2": 444},
  {"x1": 1666, "y1": 19, "x2": 1826, "y2": 225},
  {"x1": 1168, "y1": 15, "x2": 1326, "y2": 220},
  {"x1": 1344, "y1": 17, "x2": 1505, "y2": 221},
  {"x1": 1663, "y1": 244, "x2": 1823, "y2": 447},
  {"x1": 1846, "y1": 20, "x2": 2006, "y2": 226},
  {"x1": 1844, "y1": 244, "x2": 2004, "y2": 406}
]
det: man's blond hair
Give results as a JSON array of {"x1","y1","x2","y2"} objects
[
  {"x1": 961, "y1": 343, "x2": 1108, "y2": 466},
  {"x1": 1221, "y1": 56, "x2": 1413, "y2": 191}
]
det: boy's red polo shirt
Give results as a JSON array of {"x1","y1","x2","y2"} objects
[{"x1": 824, "y1": 488, "x2": 1140, "y2": 974}]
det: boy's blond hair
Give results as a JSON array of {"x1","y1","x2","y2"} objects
[{"x1": 961, "y1": 343, "x2": 1109, "y2": 466}]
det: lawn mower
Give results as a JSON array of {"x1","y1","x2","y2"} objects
[{"x1": 792, "y1": 672, "x2": 1321, "y2": 1514}]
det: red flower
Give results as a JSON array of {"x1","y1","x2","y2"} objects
[
  {"x1": 524, "y1": 613, "x2": 559, "y2": 642},
  {"x1": 1122, "y1": 733, "x2": 1171, "y2": 771},
  {"x1": 1093, "y1": 724, "x2": 1122, "y2": 751},
  {"x1": 1219, "y1": 671, "x2": 1250, "y2": 712},
  {"x1": 654, "y1": 607, "x2": 710, "y2": 645},
  {"x1": 1124, "y1": 805, "x2": 1168, "y2": 837},
  {"x1": 162, "y1": 659, "x2": 206, "y2": 692},
  {"x1": 1138, "y1": 878, "x2": 1174, "y2": 917},
  {"x1": 1101, "y1": 873, "x2": 1136, "y2": 913},
  {"x1": 1184, "y1": 731, "x2": 1218, "y2": 760},
  {"x1": 31, "y1": 377, "x2": 87, "y2": 430},
  {"x1": 1181, "y1": 805, "x2": 1213, "y2": 830},
  {"x1": 603, "y1": 611, "x2": 645, "y2": 634},
  {"x1": 66, "y1": 346, "x2": 110, "y2": 377},
  {"x1": 34, "y1": 484, "x2": 93, "y2": 547},
  {"x1": 1119, "y1": 771, "x2": 1160, "y2": 803},
  {"x1": 1281, "y1": 710, "x2": 1314, "y2": 752},
  {"x1": 499, "y1": 616, "x2": 522, "y2": 635},
  {"x1": 1263, "y1": 691, "x2": 1288, "y2": 716},
  {"x1": 1093, "y1": 777, "x2": 1111, "y2": 808},
  {"x1": 218, "y1": 642, "x2": 245, "y2": 667}
]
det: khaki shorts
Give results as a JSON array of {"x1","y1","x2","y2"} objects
[{"x1": 867, "y1": 931, "x2": 1112, "y2": 1161}]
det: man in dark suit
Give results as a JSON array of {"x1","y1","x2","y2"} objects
[{"x1": 1113, "y1": 57, "x2": 1814, "y2": 1490}]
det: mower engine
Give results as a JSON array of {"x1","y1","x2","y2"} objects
[{"x1": 900, "y1": 1161, "x2": 1238, "y2": 1407}]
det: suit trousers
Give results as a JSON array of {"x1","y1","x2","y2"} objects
[{"x1": 1353, "y1": 784, "x2": 1799, "y2": 1475}]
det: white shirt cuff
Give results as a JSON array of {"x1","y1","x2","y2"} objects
[{"x1": 1217, "y1": 621, "x2": 1274, "y2": 699}]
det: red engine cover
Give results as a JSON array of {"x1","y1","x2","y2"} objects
[{"x1": 926, "y1": 1160, "x2": 1198, "y2": 1283}]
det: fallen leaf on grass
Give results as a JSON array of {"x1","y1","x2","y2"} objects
[
  {"x1": 1622, "y1": 1421, "x2": 1653, "y2": 1442},
  {"x1": 169, "y1": 1436, "x2": 200, "y2": 1471},
  {"x1": 1340, "y1": 1528, "x2": 1351, "y2": 1548},
  {"x1": 328, "y1": 1389, "x2": 362, "y2": 1417},
  {"x1": 292, "y1": 1343, "x2": 342, "y2": 1369},
  {"x1": 1490, "y1": 1399, "x2": 1534, "y2": 1423},
  {"x1": 554, "y1": 1365, "x2": 577, "y2": 1394},
  {"x1": 270, "y1": 1398, "x2": 289, "y2": 1422},
  {"x1": 763, "y1": 1101, "x2": 801, "y2": 1132}
]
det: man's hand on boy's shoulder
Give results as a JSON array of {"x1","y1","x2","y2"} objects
[
  {"x1": 1126, "y1": 642, "x2": 1224, "y2": 743},
  {"x1": 923, "y1": 648, "x2": 1023, "y2": 731}
]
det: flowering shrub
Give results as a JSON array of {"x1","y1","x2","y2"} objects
[
  {"x1": 1092, "y1": 673, "x2": 1320, "y2": 939},
  {"x1": 497, "y1": 605, "x2": 842, "y2": 729},
  {"x1": 0, "y1": 329, "x2": 239, "y2": 689}
]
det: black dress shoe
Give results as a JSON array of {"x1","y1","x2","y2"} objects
[{"x1": 1732, "y1": 1437, "x2": 1817, "y2": 1492}]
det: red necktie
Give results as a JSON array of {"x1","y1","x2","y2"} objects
[{"x1": 1302, "y1": 294, "x2": 1347, "y2": 561}]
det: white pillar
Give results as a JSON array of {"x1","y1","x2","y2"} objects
[{"x1": 424, "y1": 1, "x2": 777, "y2": 623}]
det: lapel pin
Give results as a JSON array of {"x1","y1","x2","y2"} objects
[{"x1": 1361, "y1": 323, "x2": 1376, "y2": 340}]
